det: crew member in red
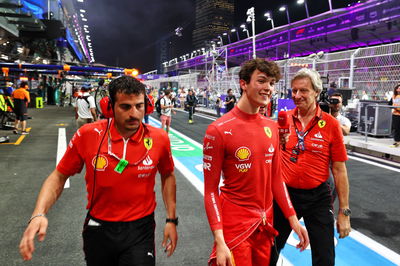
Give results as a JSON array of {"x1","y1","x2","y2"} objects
[
  {"x1": 19, "y1": 76, "x2": 178, "y2": 266},
  {"x1": 203, "y1": 58, "x2": 309, "y2": 266},
  {"x1": 270, "y1": 68, "x2": 351, "y2": 266}
]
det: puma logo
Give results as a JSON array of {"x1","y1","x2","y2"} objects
[
  {"x1": 94, "y1": 128, "x2": 103, "y2": 136},
  {"x1": 147, "y1": 252, "x2": 154, "y2": 258},
  {"x1": 224, "y1": 129, "x2": 233, "y2": 135}
]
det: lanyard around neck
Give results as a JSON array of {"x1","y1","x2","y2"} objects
[{"x1": 292, "y1": 115, "x2": 319, "y2": 151}]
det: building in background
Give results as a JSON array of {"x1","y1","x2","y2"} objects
[{"x1": 192, "y1": 0, "x2": 234, "y2": 49}]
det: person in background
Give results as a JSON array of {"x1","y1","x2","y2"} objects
[
  {"x1": 389, "y1": 84, "x2": 400, "y2": 147},
  {"x1": 361, "y1": 90, "x2": 369, "y2": 100},
  {"x1": 160, "y1": 89, "x2": 175, "y2": 133},
  {"x1": 329, "y1": 92, "x2": 351, "y2": 136},
  {"x1": 215, "y1": 95, "x2": 222, "y2": 117},
  {"x1": 224, "y1": 89, "x2": 236, "y2": 113},
  {"x1": 12, "y1": 81, "x2": 30, "y2": 135},
  {"x1": 259, "y1": 105, "x2": 267, "y2": 116},
  {"x1": 75, "y1": 84, "x2": 97, "y2": 128},
  {"x1": 186, "y1": 89, "x2": 197, "y2": 124}
]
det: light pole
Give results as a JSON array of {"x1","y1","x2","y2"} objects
[
  {"x1": 279, "y1": 5, "x2": 291, "y2": 24},
  {"x1": 223, "y1": 32, "x2": 231, "y2": 44},
  {"x1": 263, "y1": 12, "x2": 275, "y2": 29},
  {"x1": 297, "y1": 0, "x2": 309, "y2": 18},
  {"x1": 240, "y1": 24, "x2": 250, "y2": 38},
  {"x1": 246, "y1": 7, "x2": 256, "y2": 59},
  {"x1": 328, "y1": 0, "x2": 333, "y2": 12},
  {"x1": 231, "y1": 28, "x2": 240, "y2": 41},
  {"x1": 279, "y1": 5, "x2": 291, "y2": 58},
  {"x1": 217, "y1": 35, "x2": 223, "y2": 46}
]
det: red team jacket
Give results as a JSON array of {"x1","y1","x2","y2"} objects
[{"x1": 203, "y1": 106, "x2": 296, "y2": 261}]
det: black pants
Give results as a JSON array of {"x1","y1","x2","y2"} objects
[
  {"x1": 393, "y1": 114, "x2": 400, "y2": 142},
  {"x1": 270, "y1": 182, "x2": 335, "y2": 266},
  {"x1": 82, "y1": 213, "x2": 156, "y2": 266},
  {"x1": 188, "y1": 106, "x2": 194, "y2": 120}
]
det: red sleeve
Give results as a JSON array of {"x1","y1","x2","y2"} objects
[
  {"x1": 272, "y1": 128, "x2": 296, "y2": 219},
  {"x1": 203, "y1": 125, "x2": 224, "y2": 231},
  {"x1": 56, "y1": 130, "x2": 84, "y2": 176},
  {"x1": 330, "y1": 118, "x2": 348, "y2": 162},
  {"x1": 157, "y1": 130, "x2": 175, "y2": 176}
]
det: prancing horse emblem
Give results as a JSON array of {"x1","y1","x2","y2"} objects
[{"x1": 144, "y1": 137, "x2": 153, "y2": 150}]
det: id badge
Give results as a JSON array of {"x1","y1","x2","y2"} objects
[{"x1": 114, "y1": 159, "x2": 128, "y2": 174}]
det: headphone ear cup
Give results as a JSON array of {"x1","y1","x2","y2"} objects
[
  {"x1": 100, "y1": 96, "x2": 114, "y2": 118},
  {"x1": 145, "y1": 94, "x2": 155, "y2": 115}
]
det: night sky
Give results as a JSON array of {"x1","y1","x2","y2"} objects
[{"x1": 82, "y1": 0, "x2": 356, "y2": 72}]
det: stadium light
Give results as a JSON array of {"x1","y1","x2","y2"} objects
[
  {"x1": 264, "y1": 12, "x2": 275, "y2": 29},
  {"x1": 279, "y1": 5, "x2": 291, "y2": 24},
  {"x1": 246, "y1": 7, "x2": 256, "y2": 59},
  {"x1": 297, "y1": 0, "x2": 309, "y2": 18}
]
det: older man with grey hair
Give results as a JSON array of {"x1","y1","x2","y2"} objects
[{"x1": 270, "y1": 68, "x2": 351, "y2": 266}]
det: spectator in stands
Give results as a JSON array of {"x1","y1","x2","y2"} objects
[
  {"x1": 329, "y1": 92, "x2": 351, "y2": 135},
  {"x1": 389, "y1": 84, "x2": 400, "y2": 147},
  {"x1": 186, "y1": 89, "x2": 197, "y2": 123},
  {"x1": 12, "y1": 82, "x2": 30, "y2": 135},
  {"x1": 361, "y1": 90, "x2": 369, "y2": 100},
  {"x1": 160, "y1": 89, "x2": 175, "y2": 133},
  {"x1": 224, "y1": 89, "x2": 236, "y2": 113},
  {"x1": 75, "y1": 84, "x2": 97, "y2": 128}
]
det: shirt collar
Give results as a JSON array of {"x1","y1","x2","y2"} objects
[
  {"x1": 109, "y1": 119, "x2": 145, "y2": 143},
  {"x1": 292, "y1": 103, "x2": 323, "y2": 121},
  {"x1": 232, "y1": 105, "x2": 260, "y2": 121}
]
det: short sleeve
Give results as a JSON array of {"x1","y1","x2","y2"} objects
[
  {"x1": 56, "y1": 131, "x2": 85, "y2": 176},
  {"x1": 157, "y1": 131, "x2": 174, "y2": 176}
]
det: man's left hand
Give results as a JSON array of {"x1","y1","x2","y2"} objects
[
  {"x1": 162, "y1": 223, "x2": 178, "y2": 257},
  {"x1": 337, "y1": 213, "x2": 351, "y2": 238}
]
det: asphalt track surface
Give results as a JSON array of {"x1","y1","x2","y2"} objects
[{"x1": 0, "y1": 106, "x2": 399, "y2": 265}]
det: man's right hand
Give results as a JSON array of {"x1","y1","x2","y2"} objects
[
  {"x1": 19, "y1": 216, "x2": 48, "y2": 261},
  {"x1": 215, "y1": 242, "x2": 234, "y2": 266}
]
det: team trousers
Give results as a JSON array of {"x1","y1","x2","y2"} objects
[
  {"x1": 82, "y1": 213, "x2": 155, "y2": 266},
  {"x1": 270, "y1": 182, "x2": 335, "y2": 266}
]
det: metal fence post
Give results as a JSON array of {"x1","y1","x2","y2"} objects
[{"x1": 349, "y1": 48, "x2": 360, "y2": 89}]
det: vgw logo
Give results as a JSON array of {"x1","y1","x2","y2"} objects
[{"x1": 235, "y1": 163, "x2": 252, "y2": 173}]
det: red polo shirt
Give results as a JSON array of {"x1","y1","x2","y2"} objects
[
  {"x1": 281, "y1": 104, "x2": 348, "y2": 189},
  {"x1": 57, "y1": 119, "x2": 174, "y2": 221}
]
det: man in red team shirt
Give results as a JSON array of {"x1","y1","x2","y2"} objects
[
  {"x1": 203, "y1": 58, "x2": 309, "y2": 266},
  {"x1": 19, "y1": 76, "x2": 178, "y2": 265},
  {"x1": 269, "y1": 68, "x2": 351, "y2": 266}
]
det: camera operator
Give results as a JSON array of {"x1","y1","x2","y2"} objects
[{"x1": 329, "y1": 93, "x2": 351, "y2": 136}]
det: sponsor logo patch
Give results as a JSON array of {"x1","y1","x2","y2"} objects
[
  {"x1": 142, "y1": 155, "x2": 153, "y2": 166},
  {"x1": 144, "y1": 138, "x2": 153, "y2": 150},
  {"x1": 204, "y1": 142, "x2": 214, "y2": 150},
  {"x1": 235, "y1": 163, "x2": 252, "y2": 172},
  {"x1": 318, "y1": 120, "x2": 327, "y2": 128},
  {"x1": 204, "y1": 155, "x2": 213, "y2": 161},
  {"x1": 92, "y1": 155, "x2": 108, "y2": 171},
  {"x1": 205, "y1": 134, "x2": 216, "y2": 141},
  {"x1": 203, "y1": 162, "x2": 211, "y2": 171},
  {"x1": 264, "y1": 127, "x2": 272, "y2": 138},
  {"x1": 235, "y1": 146, "x2": 251, "y2": 161}
]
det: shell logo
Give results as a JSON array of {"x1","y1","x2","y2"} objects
[
  {"x1": 92, "y1": 155, "x2": 108, "y2": 171},
  {"x1": 235, "y1": 147, "x2": 251, "y2": 161}
]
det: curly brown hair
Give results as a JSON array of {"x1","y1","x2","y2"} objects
[
  {"x1": 394, "y1": 84, "x2": 400, "y2": 96},
  {"x1": 239, "y1": 58, "x2": 281, "y2": 83}
]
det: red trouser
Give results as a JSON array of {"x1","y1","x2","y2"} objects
[{"x1": 211, "y1": 225, "x2": 274, "y2": 266}]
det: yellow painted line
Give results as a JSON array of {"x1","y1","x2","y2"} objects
[
  {"x1": 14, "y1": 127, "x2": 31, "y2": 145},
  {"x1": 56, "y1": 123, "x2": 68, "y2": 126}
]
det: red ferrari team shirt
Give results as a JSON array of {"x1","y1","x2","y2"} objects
[
  {"x1": 57, "y1": 119, "x2": 174, "y2": 222},
  {"x1": 203, "y1": 106, "x2": 296, "y2": 232},
  {"x1": 281, "y1": 104, "x2": 348, "y2": 189}
]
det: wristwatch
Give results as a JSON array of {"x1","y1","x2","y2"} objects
[
  {"x1": 339, "y1": 208, "x2": 352, "y2": 216},
  {"x1": 166, "y1": 217, "x2": 179, "y2": 226}
]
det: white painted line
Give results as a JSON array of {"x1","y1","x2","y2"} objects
[
  {"x1": 174, "y1": 108, "x2": 217, "y2": 121},
  {"x1": 349, "y1": 229, "x2": 400, "y2": 264},
  {"x1": 348, "y1": 155, "x2": 400, "y2": 173},
  {"x1": 57, "y1": 128, "x2": 69, "y2": 188},
  {"x1": 173, "y1": 156, "x2": 204, "y2": 195}
]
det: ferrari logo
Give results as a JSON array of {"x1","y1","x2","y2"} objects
[
  {"x1": 318, "y1": 120, "x2": 327, "y2": 128},
  {"x1": 144, "y1": 138, "x2": 153, "y2": 150},
  {"x1": 264, "y1": 127, "x2": 272, "y2": 138}
]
